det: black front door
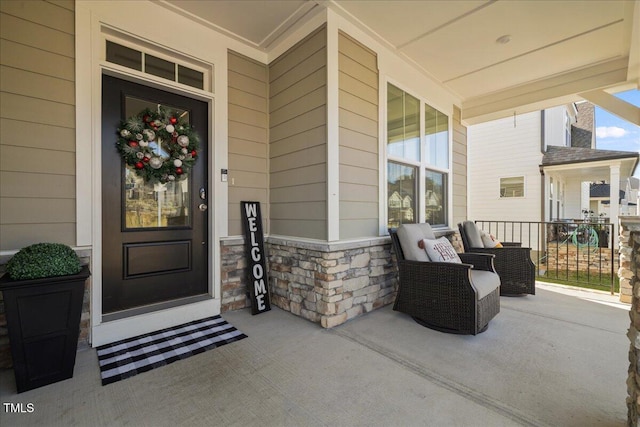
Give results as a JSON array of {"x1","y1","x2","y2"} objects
[{"x1": 101, "y1": 75, "x2": 209, "y2": 315}]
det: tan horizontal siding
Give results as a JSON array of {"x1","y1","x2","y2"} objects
[
  {"x1": 228, "y1": 52, "x2": 268, "y2": 82},
  {"x1": 0, "y1": 0, "x2": 74, "y2": 34},
  {"x1": 270, "y1": 127, "x2": 326, "y2": 158},
  {"x1": 1, "y1": 145, "x2": 75, "y2": 175},
  {"x1": 270, "y1": 144, "x2": 325, "y2": 173},
  {"x1": 1, "y1": 1, "x2": 75, "y2": 249},
  {"x1": 270, "y1": 106, "x2": 326, "y2": 143},
  {"x1": 270, "y1": 183, "x2": 326, "y2": 203},
  {"x1": 0, "y1": 66, "x2": 75, "y2": 105},
  {"x1": 0, "y1": 223, "x2": 76, "y2": 250},
  {"x1": 228, "y1": 137, "x2": 268, "y2": 158},
  {"x1": 269, "y1": 68, "x2": 325, "y2": 113},
  {"x1": 270, "y1": 219, "x2": 325, "y2": 240},
  {"x1": 0, "y1": 171, "x2": 75, "y2": 198},
  {"x1": 228, "y1": 153, "x2": 267, "y2": 174},
  {"x1": 338, "y1": 31, "x2": 379, "y2": 239},
  {"x1": 452, "y1": 106, "x2": 467, "y2": 226},
  {"x1": 228, "y1": 70, "x2": 267, "y2": 97},
  {"x1": 1, "y1": 12, "x2": 74, "y2": 56},
  {"x1": 227, "y1": 50, "x2": 269, "y2": 236},
  {"x1": 1, "y1": 92, "x2": 75, "y2": 128},
  {"x1": 271, "y1": 201, "x2": 326, "y2": 221},
  {"x1": 270, "y1": 163, "x2": 326, "y2": 189},
  {"x1": 340, "y1": 183, "x2": 378, "y2": 202},
  {"x1": 339, "y1": 108, "x2": 377, "y2": 137},
  {"x1": 338, "y1": 89, "x2": 377, "y2": 121},
  {"x1": 339, "y1": 219, "x2": 378, "y2": 239},
  {"x1": 1, "y1": 198, "x2": 75, "y2": 224},
  {"x1": 270, "y1": 86, "x2": 325, "y2": 128},
  {"x1": 0, "y1": 118, "x2": 75, "y2": 151},
  {"x1": 338, "y1": 72, "x2": 377, "y2": 106},
  {"x1": 339, "y1": 201, "x2": 378, "y2": 219},
  {"x1": 270, "y1": 48, "x2": 327, "y2": 98},
  {"x1": 228, "y1": 87, "x2": 267, "y2": 113},
  {"x1": 338, "y1": 54, "x2": 377, "y2": 89},
  {"x1": 339, "y1": 146, "x2": 377, "y2": 171},
  {"x1": 338, "y1": 32, "x2": 377, "y2": 70},
  {"x1": 269, "y1": 26, "x2": 326, "y2": 82},
  {"x1": 1, "y1": 39, "x2": 74, "y2": 81},
  {"x1": 228, "y1": 104, "x2": 267, "y2": 129},
  {"x1": 340, "y1": 164, "x2": 377, "y2": 185},
  {"x1": 339, "y1": 127, "x2": 377, "y2": 154},
  {"x1": 228, "y1": 120, "x2": 267, "y2": 144}
]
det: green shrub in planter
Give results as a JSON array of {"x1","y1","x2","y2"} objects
[{"x1": 6, "y1": 243, "x2": 82, "y2": 280}]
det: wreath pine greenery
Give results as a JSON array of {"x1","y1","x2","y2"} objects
[{"x1": 116, "y1": 107, "x2": 200, "y2": 184}]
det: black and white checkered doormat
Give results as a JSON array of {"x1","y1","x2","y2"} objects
[{"x1": 96, "y1": 315, "x2": 247, "y2": 385}]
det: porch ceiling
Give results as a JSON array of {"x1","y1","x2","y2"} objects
[
  {"x1": 160, "y1": 0, "x2": 640, "y2": 125},
  {"x1": 542, "y1": 157, "x2": 638, "y2": 181}
]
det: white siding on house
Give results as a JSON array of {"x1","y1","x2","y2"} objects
[
  {"x1": 544, "y1": 105, "x2": 569, "y2": 148},
  {"x1": 468, "y1": 111, "x2": 543, "y2": 223},
  {"x1": 564, "y1": 176, "x2": 584, "y2": 219}
]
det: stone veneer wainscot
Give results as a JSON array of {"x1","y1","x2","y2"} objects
[
  {"x1": 221, "y1": 236, "x2": 397, "y2": 327},
  {"x1": 220, "y1": 230, "x2": 461, "y2": 328},
  {"x1": 618, "y1": 217, "x2": 640, "y2": 426}
]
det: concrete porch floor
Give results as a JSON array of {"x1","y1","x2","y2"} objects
[{"x1": 0, "y1": 283, "x2": 630, "y2": 427}]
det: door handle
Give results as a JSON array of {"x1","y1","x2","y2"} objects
[{"x1": 198, "y1": 203, "x2": 208, "y2": 212}]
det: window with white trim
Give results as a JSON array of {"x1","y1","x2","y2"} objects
[
  {"x1": 500, "y1": 176, "x2": 525, "y2": 198},
  {"x1": 387, "y1": 83, "x2": 450, "y2": 228}
]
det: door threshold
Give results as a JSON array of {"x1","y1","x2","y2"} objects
[{"x1": 102, "y1": 294, "x2": 210, "y2": 323}]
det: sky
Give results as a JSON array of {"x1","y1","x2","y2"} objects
[{"x1": 594, "y1": 89, "x2": 640, "y2": 176}]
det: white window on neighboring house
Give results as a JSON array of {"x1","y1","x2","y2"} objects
[{"x1": 500, "y1": 176, "x2": 525, "y2": 198}]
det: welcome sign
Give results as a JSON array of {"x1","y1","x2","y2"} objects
[{"x1": 241, "y1": 201, "x2": 271, "y2": 315}]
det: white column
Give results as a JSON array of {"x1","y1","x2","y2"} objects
[
  {"x1": 610, "y1": 164, "x2": 620, "y2": 248},
  {"x1": 326, "y1": 11, "x2": 340, "y2": 242},
  {"x1": 581, "y1": 181, "x2": 590, "y2": 217}
]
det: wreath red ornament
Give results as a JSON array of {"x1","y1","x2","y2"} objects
[{"x1": 116, "y1": 107, "x2": 200, "y2": 184}]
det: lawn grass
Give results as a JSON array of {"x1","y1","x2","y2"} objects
[{"x1": 536, "y1": 269, "x2": 619, "y2": 293}]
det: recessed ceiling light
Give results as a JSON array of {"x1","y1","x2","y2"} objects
[{"x1": 496, "y1": 35, "x2": 511, "y2": 45}]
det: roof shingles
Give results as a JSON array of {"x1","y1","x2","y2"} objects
[{"x1": 541, "y1": 145, "x2": 639, "y2": 166}]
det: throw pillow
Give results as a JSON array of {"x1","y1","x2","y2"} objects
[
  {"x1": 422, "y1": 237, "x2": 462, "y2": 263},
  {"x1": 480, "y1": 230, "x2": 503, "y2": 248}
]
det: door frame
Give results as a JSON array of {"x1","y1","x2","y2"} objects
[
  {"x1": 76, "y1": 5, "x2": 232, "y2": 346},
  {"x1": 90, "y1": 69, "x2": 220, "y2": 346}
]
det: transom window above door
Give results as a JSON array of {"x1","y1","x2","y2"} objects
[{"x1": 105, "y1": 40, "x2": 208, "y2": 91}]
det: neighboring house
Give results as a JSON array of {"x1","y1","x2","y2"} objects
[
  {"x1": 625, "y1": 177, "x2": 640, "y2": 215},
  {"x1": 468, "y1": 102, "x2": 639, "y2": 233},
  {"x1": 589, "y1": 181, "x2": 636, "y2": 218},
  {"x1": 0, "y1": 1, "x2": 638, "y2": 356}
]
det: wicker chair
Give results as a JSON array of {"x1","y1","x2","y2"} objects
[
  {"x1": 458, "y1": 221, "x2": 536, "y2": 296},
  {"x1": 389, "y1": 224, "x2": 500, "y2": 335}
]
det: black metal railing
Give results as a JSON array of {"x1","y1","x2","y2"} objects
[{"x1": 474, "y1": 220, "x2": 617, "y2": 294}]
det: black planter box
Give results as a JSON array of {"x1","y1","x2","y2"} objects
[{"x1": 0, "y1": 266, "x2": 90, "y2": 393}]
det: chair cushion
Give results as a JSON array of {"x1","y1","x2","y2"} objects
[
  {"x1": 462, "y1": 221, "x2": 484, "y2": 249},
  {"x1": 397, "y1": 224, "x2": 437, "y2": 261},
  {"x1": 469, "y1": 270, "x2": 501, "y2": 299},
  {"x1": 480, "y1": 230, "x2": 504, "y2": 248},
  {"x1": 422, "y1": 237, "x2": 461, "y2": 263}
]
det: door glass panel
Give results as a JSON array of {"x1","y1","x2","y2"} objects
[{"x1": 124, "y1": 97, "x2": 191, "y2": 229}]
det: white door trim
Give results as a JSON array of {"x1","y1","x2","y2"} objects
[{"x1": 76, "y1": 2, "x2": 229, "y2": 346}]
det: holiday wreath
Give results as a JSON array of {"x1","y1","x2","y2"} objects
[{"x1": 116, "y1": 107, "x2": 199, "y2": 184}]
